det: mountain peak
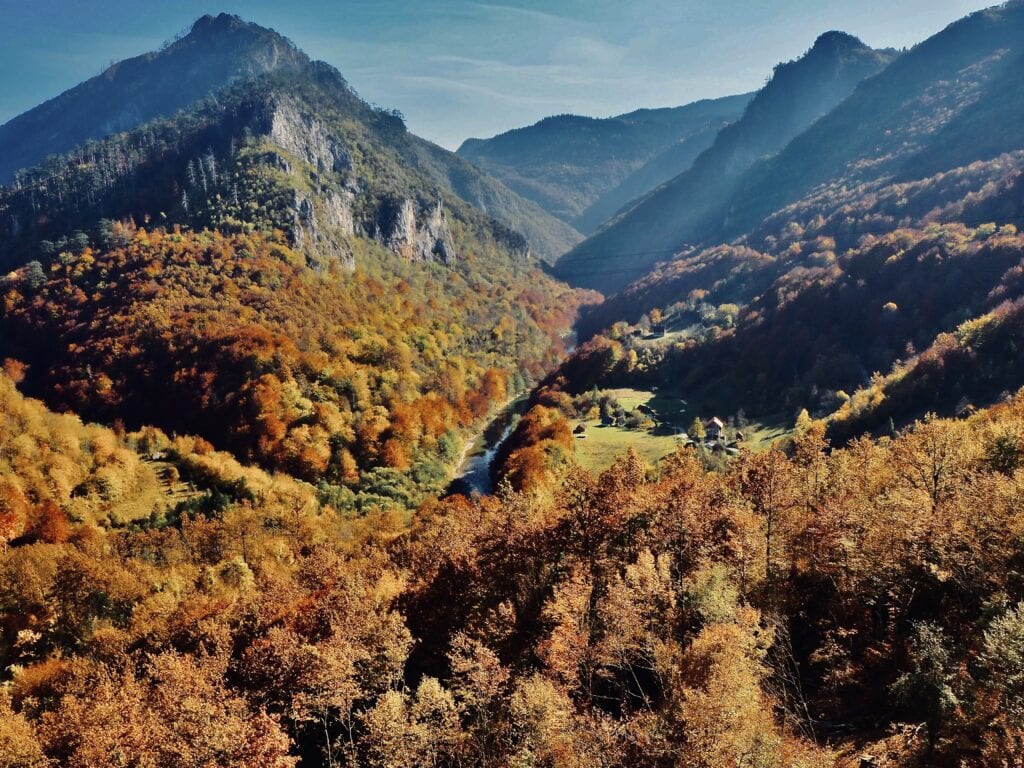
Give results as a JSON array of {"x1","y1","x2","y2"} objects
[
  {"x1": 0, "y1": 14, "x2": 309, "y2": 183},
  {"x1": 179, "y1": 13, "x2": 302, "y2": 56},
  {"x1": 811, "y1": 30, "x2": 867, "y2": 52},
  {"x1": 191, "y1": 12, "x2": 245, "y2": 32},
  {"x1": 186, "y1": 12, "x2": 283, "y2": 41}
]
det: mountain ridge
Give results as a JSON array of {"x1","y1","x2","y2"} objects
[
  {"x1": 554, "y1": 30, "x2": 897, "y2": 292},
  {"x1": 720, "y1": 0, "x2": 1024, "y2": 241},
  {"x1": 457, "y1": 92, "x2": 753, "y2": 233},
  {"x1": 0, "y1": 13, "x2": 309, "y2": 184},
  {"x1": 0, "y1": 17, "x2": 581, "y2": 263}
]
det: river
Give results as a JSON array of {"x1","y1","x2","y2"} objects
[{"x1": 448, "y1": 397, "x2": 526, "y2": 496}]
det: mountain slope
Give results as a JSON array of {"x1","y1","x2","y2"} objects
[
  {"x1": 572, "y1": 121, "x2": 725, "y2": 234},
  {"x1": 555, "y1": 32, "x2": 895, "y2": 292},
  {"x1": 724, "y1": 0, "x2": 1024, "y2": 242},
  {"x1": 576, "y1": 149, "x2": 1024, "y2": 337},
  {"x1": 0, "y1": 15, "x2": 579, "y2": 262},
  {"x1": 401, "y1": 136, "x2": 583, "y2": 260},
  {"x1": 457, "y1": 93, "x2": 752, "y2": 233},
  {"x1": 0, "y1": 19, "x2": 596, "y2": 509},
  {"x1": 0, "y1": 13, "x2": 310, "y2": 184},
  {"x1": 572, "y1": 1, "x2": 1024, "y2": 334}
]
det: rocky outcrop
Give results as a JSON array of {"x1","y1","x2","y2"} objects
[
  {"x1": 291, "y1": 186, "x2": 357, "y2": 268},
  {"x1": 377, "y1": 198, "x2": 457, "y2": 263},
  {"x1": 264, "y1": 97, "x2": 353, "y2": 174},
  {"x1": 251, "y1": 96, "x2": 362, "y2": 268},
  {"x1": 321, "y1": 188, "x2": 356, "y2": 237}
]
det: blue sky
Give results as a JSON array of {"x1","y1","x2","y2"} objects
[{"x1": 0, "y1": 0, "x2": 987, "y2": 149}]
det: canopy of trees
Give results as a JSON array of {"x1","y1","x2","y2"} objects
[
  {"x1": 0, "y1": 224, "x2": 590, "y2": 510},
  {"x1": 4, "y1": 365, "x2": 1024, "y2": 765}
]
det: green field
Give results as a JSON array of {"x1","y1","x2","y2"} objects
[
  {"x1": 571, "y1": 420, "x2": 684, "y2": 472},
  {"x1": 569, "y1": 387, "x2": 791, "y2": 473},
  {"x1": 570, "y1": 387, "x2": 683, "y2": 472}
]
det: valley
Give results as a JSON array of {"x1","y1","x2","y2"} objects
[{"x1": 3, "y1": 4, "x2": 1024, "y2": 768}]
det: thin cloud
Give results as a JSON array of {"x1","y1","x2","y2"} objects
[{"x1": 467, "y1": 2, "x2": 578, "y2": 24}]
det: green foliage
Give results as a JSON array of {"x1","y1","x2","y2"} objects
[
  {"x1": 891, "y1": 622, "x2": 959, "y2": 747},
  {"x1": 981, "y1": 602, "x2": 1024, "y2": 726}
]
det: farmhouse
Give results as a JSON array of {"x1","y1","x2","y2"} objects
[{"x1": 704, "y1": 417, "x2": 725, "y2": 441}]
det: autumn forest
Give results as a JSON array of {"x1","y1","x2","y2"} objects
[{"x1": 3, "y1": 5, "x2": 1024, "y2": 768}]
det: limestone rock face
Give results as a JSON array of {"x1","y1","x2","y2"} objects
[
  {"x1": 378, "y1": 199, "x2": 457, "y2": 263},
  {"x1": 321, "y1": 188, "x2": 357, "y2": 237},
  {"x1": 291, "y1": 187, "x2": 357, "y2": 269},
  {"x1": 265, "y1": 98, "x2": 353, "y2": 174}
]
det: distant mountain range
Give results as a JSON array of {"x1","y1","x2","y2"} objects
[
  {"x1": 458, "y1": 94, "x2": 752, "y2": 235},
  {"x1": 553, "y1": 31, "x2": 897, "y2": 292}
]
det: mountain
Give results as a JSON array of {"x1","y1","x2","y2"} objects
[
  {"x1": 558, "y1": 1, "x2": 1024, "y2": 446},
  {"x1": 457, "y1": 93, "x2": 752, "y2": 234},
  {"x1": 570, "y1": 121, "x2": 727, "y2": 234},
  {"x1": 0, "y1": 17, "x2": 596, "y2": 511},
  {"x1": 555, "y1": 31, "x2": 896, "y2": 292},
  {"x1": 0, "y1": 13, "x2": 310, "y2": 184},
  {"x1": 578, "y1": 0, "x2": 1024, "y2": 333},
  {"x1": 0, "y1": 15, "x2": 579, "y2": 263},
  {"x1": 720, "y1": 0, "x2": 1024, "y2": 240}
]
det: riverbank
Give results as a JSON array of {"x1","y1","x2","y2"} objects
[{"x1": 449, "y1": 396, "x2": 527, "y2": 495}]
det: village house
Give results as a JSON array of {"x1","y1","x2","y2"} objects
[{"x1": 704, "y1": 416, "x2": 725, "y2": 442}]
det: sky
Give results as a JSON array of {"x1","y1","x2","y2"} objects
[{"x1": 0, "y1": 0, "x2": 989, "y2": 150}]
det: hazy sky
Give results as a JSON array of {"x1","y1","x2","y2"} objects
[{"x1": 0, "y1": 0, "x2": 988, "y2": 149}]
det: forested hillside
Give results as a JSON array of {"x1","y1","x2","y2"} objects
[
  {"x1": 577, "y1": 147, "x2": 1024, "y2": 338},
  {"x1": 5, "y1": 366, "x2": 1024, "y2": 766},
  {"x1": 0, "y1": 224, "x2": 587, "y2": 511},
  {"x1": 581, "y1": 223, "x2": 1024, "y2": 428},
  {"x1": 555, "y1": 32, "x2": 895, "y2": 291},
  {"x1": 0, "y1": 13, "x2": 309, "y2": 184},
  {"x1": 458, "y1": 93, "x2": 752, "y2": 233}
]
